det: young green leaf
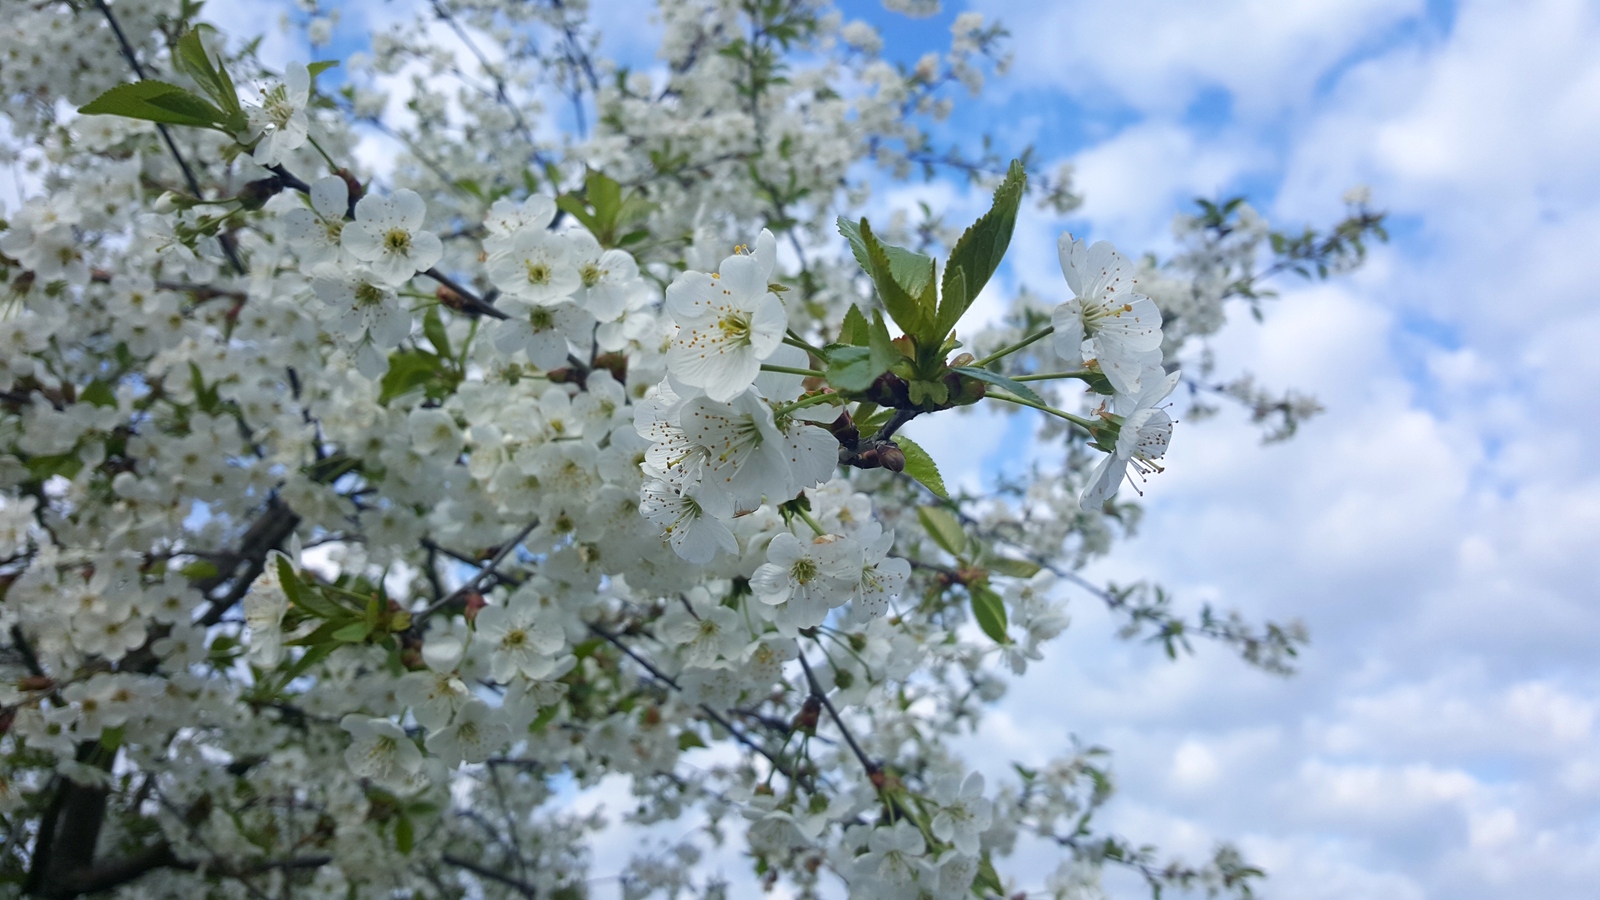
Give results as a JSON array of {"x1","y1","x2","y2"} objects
[
  {"x1": 867, "y1": 311, "x2": 901, "y2": 373},
  {"x1": 332, "y1": 622, "x2": 371, "y2": 643},
  {"x1": 970, "y1": 583, "x2": 1010, "y2": 644},
  {"x1": 856, "y1": 219, "x2": 932, "y2": 341},
  {"x1": 893, "y1": 435, "x2": 947, "y2": 499},
  {"x1": 423, "y1": 306, "x2": 451, "y2": 358},
  {"x1": 951, "y1": 365, "x2": 1046, "y2": 405},
  {"x1": 840, "y1": 304, "x2": 870, "y2": 346},
  {"x1": 822, "y1": 345, "x2": 885, "y2": 392},
  {"x1": 79, "y1": 81, "x2": 226, "y2": 129},
  {"x1": 173, "y1": 26, "x2": 242, "y2": 123},
  {"x1": 917, "y1": 505, "x2": 967, "y2": 558},
  {"x1": 395, "y1": 812, "x2": 415, "y2": 855},
  {"x1": 937, "y1": 160, "x2": 1027, "y2": 337},
  {"x1": 985, "y1": 556, "x2": 1043, "y2": 579},
  {"x1": 307, "y1": 60, "x2": 340, "y2": 79}
]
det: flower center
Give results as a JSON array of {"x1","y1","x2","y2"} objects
[
  {"x1": 527, "y1": 307, "x2": 555, "y2": 331},
  {"x1": 717, "y1": 312, "x2": 752, "y2": 343},
  {"x1": 383, "y1": 228, "x2": 412, "y2": 254},
  {"x1": 579, "y1": 263, "x2": 603, "y2": 287},
  {"x1": 354, "y1": 282, "x2": 386, "y2": 307},
  {"x1": 262, "y1": 86, "x2": 295, "y2": 126},
  {"x1": 525, "y1": 261, "x2": 552, "y2": 285},
  {"x1": 790, "y1": 558, "x2": 818, "y2": 584},
  {"x1": 504, "y1": 629, "x2": 528, "y2": 649}
]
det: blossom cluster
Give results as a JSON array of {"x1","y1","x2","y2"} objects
[{"x1": 0, "y1": 1, "x2": 1373, "y2": 897}]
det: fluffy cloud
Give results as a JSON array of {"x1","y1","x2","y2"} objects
[{"x1": 914, "y1": 0, "x2": 1600, "y2": 897}]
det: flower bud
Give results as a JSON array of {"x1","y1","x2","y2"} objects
[
  {"x1": 152, "y1": 191, "x2": 182, "y2": 214},
  {"x1": 879, "y1": 444, "x2": 906, "y2": 473}
]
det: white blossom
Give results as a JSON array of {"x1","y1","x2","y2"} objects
[
  {"x1": 341, "y1": 189, "x2": 443, "y2": 285},
  {"x1": 1052, "y1": 236, "x2": 1164, "y2": 396}
]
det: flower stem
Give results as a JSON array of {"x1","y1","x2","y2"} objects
[
  {"x1": 760, "y1": 364, "x2": 822, "y2": 379},
  {"x1": 795, "y1": 507, "x2": 827, "y2": 537},
  {"x1": 973, "y1": 326, "x2": 1054, "y2": 368},
  {"x1": 986, "y1": 390, "x2": 1098, "y2": 433},
  {"x1": 307, "y1": 136, "x2": 340, "y2": 172},
  {"x1": 772, "y1": 392, "x2": 839, "y2": 417},
  {"x1": 783, "y1": 332, "x2": 826, "y2": 356},
  {"x1": 1011, "y1": 370, "x2": 1096, "y2": 383}
]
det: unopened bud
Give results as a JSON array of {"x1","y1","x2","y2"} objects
[
  {"x1": 152, "y1": 191, "x2": 182, "y2": 214},
  {"x1": 463, "y1": 591, "x2": 487, "y2": 623},
  {"x1": 949, "y1": 352, "x2": 975, "y2": 368},
  {"x1": 879, "y1": 444, "x2": 906, "y2": 473},
  {"x1": 793, "y1": 694, "x2": 822, "y2": 736},
  {"x1": 335, "y1": 168, "x2": 364, "y2": 207},
  {"x1": 435, "y1": 284, "x2": 468, "y2": 311},
  {"x1": 236, "y1": 177, "x2": 285, "y2": 210}
]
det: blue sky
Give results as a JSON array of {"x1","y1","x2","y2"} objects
[{"x1": 196, "y1": 0, "x2": 1600, "y2": 895}]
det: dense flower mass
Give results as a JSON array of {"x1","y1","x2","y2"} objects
[{"x1": 0, "y1": 1, "x2": 1381, "y2": 897}]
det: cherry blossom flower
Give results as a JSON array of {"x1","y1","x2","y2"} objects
[
  {"x1": 340, "y1": 715, "x2": 425, "y2": 791},
  {"x1": 474, "y1": 596, "x2": 566, "y2": 682},
  {"x1": 424, "y1": 699, "x2": 511, "y2": 768},
  {"x1": 1081, "y1": 366, "x2": 1181, "y2": 509},
  {"x1": 247, "y1": 63, "x2": 311, "y2": 166},
  {"x1": 487, "y1": 227, "x2": 580, "y2": 304},
  {"x1": 1051, "y1": 235, "x2": 1164, "y2": 396},
  {"x1": 341, "y1": 189, "x2": 443, "y2": 285},
  {"x1": 665, "y1": 230, "x2": 787, "y2": 402},
  {"x1": 930, "y1": 771, "x2": 992, "y2": 856},
  {"x1": 281, "y1": 175, "x2": 350, "y2": 268}
]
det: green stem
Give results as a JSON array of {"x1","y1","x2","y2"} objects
[
  {"x1": 772, "y1": 392, "x2": 840, "y2": 417},
  {"x1": 761, "y1": 364, "x2": 822, "y2": 379},
  {"x1": 783, "y1": 332, "x2": 826, "y2": 357},
  {"x1": 795, "y1": 507, "x2": 827, "y2": 537},
  {"x1": 973, "y1": 326, "x2": 1054, "y2": 368},
  {"x1": 307, "y1": 136, "x2": 340, "y2": 172},
  {"x1": 1012, "y1": 370, "x2": 1096, "y2": 383},
  {"x1": 986, "y1": 390, "x2": 1099, "y2": 433}
]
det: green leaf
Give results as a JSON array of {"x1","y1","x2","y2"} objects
[
  {"x1": 332, "y1": 622, "x2": 371, "y2": 643},
  {"x1": 823, "y1": 345, "x2": 890, "y2": 393},
  {"x1": 422, "y1": 307, "x2": 451, "y2": 358},
  {"x1": 394, "y1": 812, "x2": 415, "y2": 855},
  {"x1": 173, "y1": 27, "x2": 241, "y2": 120},
  {"x1": 894, "y1": 436, "x2": 946, "y2": 499},
  {"x1": 79, "y1": 379, "x2": 117, "y2": 408},
  {"x1": 529, "y1": 704, "x2": 561, "y2": 733},
  {"x1": 985, "y1": 557, "x2": 1042, "y2": 579},
  {"x1": 837, "y1": 217, "x2": 936, "y2": 300},
  {"x1": 854, "y1": 219, "x2": 932, "y2": 341},
  {"x1": 281, "y1": 640, "x2": 338, "y2": 681},
  {"x1": 179, "y1": 560, "x2": 219, "y2": 581},
  {"x1": 917, "y1": 506, "x2": 966, "y2": 558},
  {"x1": 307, "y1": 60, "x2": 340, "y2": 79},
  {"x1": 378, "y1": 350, "x2": 446, "y2": 404},
  {"x1": 677, "y1": 730, "x2": 707, "y2": 751},
  {"x1": 951, "y1": 366, "x2": 1045, "y2": 405},
  {"x1": 80, "y1": 81, "x2": 225, "y2": 129},
  {"x1": 24, "y1": 452, "x2": 83, "y2": 483},
  {"x1": 933, "y1": 266, "x2": 967, "y2": 345},
  {"x1": 867, "y1": 311, "x2": 901, "y2": 373},
  {"x1": 839, "y1": 304, "x2": 870, "y2": 346},
  {"x1": 970, "y1": 583, "x2": 1010, "y2": 644},
  {"x1": 274, "y1": 554, "x2": 304, "y2": 608},
  {"x1": 937, "y1": 160, "x2": 1027, "y2": 338}
]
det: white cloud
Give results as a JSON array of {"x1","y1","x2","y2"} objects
[
  {"x1": 956, "y1": 0, "x2": 1600, "y2": 897},
  {"x1": 971, "y1": 0, "x2": 1427, "y2": 116}
]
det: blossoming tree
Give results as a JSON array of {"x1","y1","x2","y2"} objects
[{"x1": 0, "y1": 1, "x2": 1385, "y2": 897}]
